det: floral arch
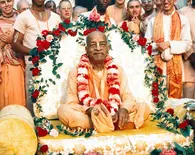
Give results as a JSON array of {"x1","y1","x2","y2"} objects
[{"x1": 30, "y1": 15, "x2": 194, "y2": 154}]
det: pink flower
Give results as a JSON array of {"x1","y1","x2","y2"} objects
[
  {"x1": 46, "y1": 35, "x2": 54, "y2": 42},
  {"x1": 160, "y1": 148, "x2": 177, "y2": 155},
  {"x1": 49, "y1": 129, "x2": 59, "y2": 137},
  {"x1": 85, "y1": 151, "x2": 100, "y2": 155},
  {"x1": 89, "y1": 8, "x2": 100, "y2": 22}
]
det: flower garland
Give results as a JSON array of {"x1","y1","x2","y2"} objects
[{"x1": 77, "y1": 54, "x2": 121, "y2": 115}]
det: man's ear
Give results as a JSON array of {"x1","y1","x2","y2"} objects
[
  {"x1": 107, "y1": 43, "x2": 111, "y2": 51},
  {"x1": 85, "y1": 46, "x2": 88, "y2": 53}
]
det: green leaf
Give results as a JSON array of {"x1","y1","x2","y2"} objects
[
  {"x1": 57, "y1": 63, "x2": 63, "y2": 67},
  {"x1": 56, "y1": 125, "x2": 63, "y2": 132},
  {"x1": 150, "y1": 149, "x2": 161, "y2": 155},
  {"x1": 49, "y1": 55, "x2": 55, "y2": 60},
  {"x1": 56, "y1": 74, "x2": 61, "y2": 79},
  {"x1": 174, "y1": 142, "x2": 186, "y2": 155},
  {"x1": 141, "y1": 47, "x2": 145, "y2": 54},
  {"x1": 84, "y1": 132, "x2": 92, "y2": 138},
  {"x1": 180, "y1": 125, "x2": 191, "y2": 137}
]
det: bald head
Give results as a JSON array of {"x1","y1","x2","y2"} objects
[
  {"x1": 85, "y1": 31, "x2": 110, "y2": 65},
  {"x1": 72, "y1": 6, "x2": 88, "y2": 21},
  {"x1": 17, "y1": 0, "x2": 30, "y2": 13},
  {"x1": 86, "y1": 31, "x2": 107, "y2": 46}
]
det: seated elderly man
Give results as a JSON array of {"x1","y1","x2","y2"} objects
[{"x1": 58, "y1": 31, "x2": 150, "y2": 133}]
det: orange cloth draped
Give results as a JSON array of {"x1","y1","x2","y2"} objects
[
  {"x1": 153, "y1": 12, "x2": 183, "y2": 98},
  {"x1": 58, "y1": 66, "x2": 150, "y2": 132},
  {"x1": 0, "y1": 16, "x2": 26, "y2": 109}
]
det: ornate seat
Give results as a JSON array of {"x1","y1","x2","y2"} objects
[{"x1": 29, "y1": 18, "x2": 194, "y2": 154}]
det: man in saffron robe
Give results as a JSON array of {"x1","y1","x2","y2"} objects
[
  {"x1": 58, "y1": 31, "x2": 150, "y2": 133},
  {"x1": 145, "y1": 0, "x2": 192, "y2": 99}
]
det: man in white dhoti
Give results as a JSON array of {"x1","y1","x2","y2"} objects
[{"x1": 145, "y1": 0, "x2": 192, "y2": 99}]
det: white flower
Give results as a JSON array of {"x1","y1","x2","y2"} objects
[
  {"x1": 78, "y1": 90, "x2": 88, "y2": 99},
  {"x1": 107, "y1": 68, "x2": 118, "y2": 74},
  {"x1": 49, "y1": 129, "x2": 59, "y2": 137},
  {"x1": 83, "y1": 97, "x2": 92, "y2": 105},
  {"x1": 77, "y1": 75, "x2": 88, "y2": 83},
  {"x1": 112, "y1": 84, "x2": 120, "y2": 89},
  {"x1": 78, "y1": 68, "x2": 88, "y2": 74},
  {"x1": 110, "y1": 108, "x2": 116, "y2": 116},
  {"x1": 46, "y1": 35, "x2": 54, "y2": 42}
]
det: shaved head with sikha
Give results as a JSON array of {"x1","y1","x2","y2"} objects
[{"x1": 86, "y1": 31, "x2": 110, "y2": 66}]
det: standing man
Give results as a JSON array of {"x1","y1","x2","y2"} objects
[
  {"x1": 145, "y1": 0, "x2": 192, "y2": 99},
  {"x1": 12, "y1": 0, "x2": 61, "y2": 115},
  {"x1": 179, "y1": 0, "x2": 195, "y2": 99},
  {"x1": 141, "y1": 0, "x2": 156, "y2": 35},
  {"x1": 126, "y1": 0, "x2": 142, "y2": 34},
  {"x1": 17, "y1": 0, "x2": 30, "y2": 14}
]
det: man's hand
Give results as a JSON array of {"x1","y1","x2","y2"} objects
[
  {"x1": 118, "y1": 108, "x2": 129, "y2": 129},
  {"x1": 156, "y1": 41, "x2": 170, "y2": 53},
  {"x1": 132, "y1": 17, "x2": 140, "y2": 26},
  {"x1": 0, "y1": 30, "x2": 13, "y2": 44},
  {"x1": 86, "y1": 104, "x2": 109, "y2": 117}
]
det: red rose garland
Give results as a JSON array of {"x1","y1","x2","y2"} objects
[{"x1": 77, "y1": 54, "x2": 122, "y2": 115}]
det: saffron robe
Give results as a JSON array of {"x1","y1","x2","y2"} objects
[{"x1": 58, "y1": 65, "x2": 150, "y2": 133}]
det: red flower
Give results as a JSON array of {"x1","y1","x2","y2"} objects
[
  {"x1": 36, "y1": 127, "x2": 48, "y2": 137},
  {"x1": 42, "y1": 40, "x2": 50, "y2": 50},
  {"x1": 58, "y1": 23, "x2": 66, "y2": 32},
  {"x1": 166, "y1": 108, "x2": 174, "y2": 116},
  {"x1": 40, "y1": 145, "x2": 48, "y2": 152},
  {"x1": 81, "y1": 94, "x2": 89, "y2": 103},
  {"x1": 152, "y1": 89, "x2": 159, "y2": 96},
  {"x1": 53, "y1": 29, "x2": 61, "y2": 36},
  {"x1": 36, "y1": 40, "x2": 43, "y2": 47},
  {"x1": 160, "y1": 148, "x2": 177, "y2": 155},
  {"x1": 32, "y1": 89, "x2": 39, "y2": 99},
  {"x1": 157, "y1": 67, "x2": 163, "y2": 75},
  {"x1": 64, "y1": 19, "x2": 70, "y2": 25},
  {"x1": 96, "y1": 99, "x2": 102, "y2": 105},
  {"x1": 31, "y1": 67, "x2": 41, "y2": 76},
  {"x1": 32, "y1": 56, "x2": 40, "y2": 64},
  {"x1": 83, "y1": 28, "x2": 96, "y2": 36},
  {"x1": 36, "y1": 40, "x2": 50, "y2": 50},
  {"x1": 67, "y1": 29, "x2": 77, "y2": 36},
  {"x1": 147, "y1": 44, "x2": 152, "y2": 55},
  {"x1": 109, "y1": 87, "x2": 120, "y2": 95},
  {"x1": 37, "y1": 46, "x2": 44, "y2": 52},
  {"x1": 41, "y1": 30, "x2": 49, "y2": 36},
  {"x1": 137, "y1": 36, "x2": 147, "y2": 46},
  {"x1": 152, "y1": 82, "x2": 158, "y2": 89},
  {"x1": 121, "y1": 22, "x2": 128, "y2": 32},
  {"x1": 179, "y1": 120, "x2": 189, "y2": 129},
  {"x1": 153, "y1": 97, "x2": 159, "y2": 103},
  {"x1": 97, "y1": 25, "x2": 105, "y2": 32}
]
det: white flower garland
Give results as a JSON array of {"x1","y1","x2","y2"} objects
[{"x1": 77, "y1": 54, "x2": 122, "y2": 115}]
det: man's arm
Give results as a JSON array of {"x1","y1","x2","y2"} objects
[
  {"x1": 169, "y1": 15, "x2": 192, "y2": 54},
  {"x1": 11, "y1": 31, "x2": 31, "y2": 55}
]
